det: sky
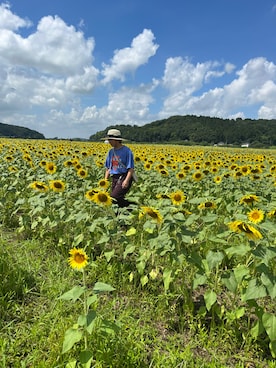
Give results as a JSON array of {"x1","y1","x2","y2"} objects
[{"x1": 1, "y1": 0, "x2": 276, "y2": 139}]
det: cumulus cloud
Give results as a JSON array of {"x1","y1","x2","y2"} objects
[
  {"x1": 1, "y1": 5, "x2": 276, "y2": 138},
  {"x1": 101, "y1": 29, "x2": 159, "y2": 84}
]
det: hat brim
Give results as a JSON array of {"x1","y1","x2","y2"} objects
[{"x1": 101, "y1": 136, "x2": 127, "y2": 141}]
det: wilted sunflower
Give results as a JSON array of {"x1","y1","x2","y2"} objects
[
  {"x1": 198, "y1": 201, "x2": 216, "y2": 210},
  {"x1": 49, "y1": 180, "x2": 65, "y2": 192},
  {"x1": 98, "y1": 179, "x2": 110, "y2": 189},
  {"x1": 228, "y1": 220, "x2": 262, "y2": 241},
  {"x1": 29, "y1": 181, "x2": 49, "y2": 192},
  {"x1": 139, "y1": 206, "x2": 163, "y2": 224},
  {"x1": 45, "y1": 161, "x2": 57, "y2": 174},
  {"x1": 8, "y1": 166, "x2": 18, "y2": 172},
  {"x1": 68, "y1": 248, "x2": 89, "y2": 270},
  {"x1": 156, "y1": 193, "x2": 170, "y2": 200},
  {"x1": 239, "y1": 194, "x2": 259, "y2": 205},
  {"x1": 170, "y1": 191, "x2": 186, "y2": 206},
  {"x1": 247, "y1": 208, "x2": 264, "y2": 224},
  {"x1": 77, "y1": 167, "x2": 88, "y2": 179}
]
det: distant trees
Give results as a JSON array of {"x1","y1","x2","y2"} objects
[
  {"x1": 89, "y1": 115, "x2": 276, "y2": 147},
  {"x1": 0, "y1": 122, "x2": 45, "y2": 139}
]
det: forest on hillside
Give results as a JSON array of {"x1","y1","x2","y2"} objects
[
  {"x1": 89, "y1": 115, "x2": 276, "y2": 147},
  {"x1": 0, "y1": 122, "x2": 45, "y2": 139}
]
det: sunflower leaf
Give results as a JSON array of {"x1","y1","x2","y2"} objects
[
  {"x1": 93, "y1": 282, "x2": 115, "y2": 293},
  {"x1": 59, "y1": 286, "x2": 86, "y2": 301},
  {"x1": 62, "y1": 327, "x2": 83, "y2": 354}
]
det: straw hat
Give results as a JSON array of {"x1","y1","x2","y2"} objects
[{"x1": 102, "y1": 129, "x2": 126, "y2": 141}]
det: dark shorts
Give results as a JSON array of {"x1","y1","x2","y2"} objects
[{"x1": 111, "y1": 173, "x2": 133, "y2": 207}]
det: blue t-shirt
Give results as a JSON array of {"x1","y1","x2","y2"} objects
[{"x1": 105, "y1": 146, "x2": 134, "y2": 175}]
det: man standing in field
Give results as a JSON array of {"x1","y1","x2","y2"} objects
[{"x1": 103, "y1": 129, "x2": 135, "y2": 208}]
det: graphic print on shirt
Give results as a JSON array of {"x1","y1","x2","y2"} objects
[{"x1": 112, "y1": 152, "x2": 124, "y2": 171}]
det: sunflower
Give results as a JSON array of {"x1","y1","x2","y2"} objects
[
  {"x1": 49, "y1": 180, "x2": 66, "y2": 192},
  {"x1": 239, "y1": 194, "x2": 259, "y2": 205},
  {"x1": 8, "y1": 166, "x2": 18, "y2": 172},
  {"x1": 176, "y1": 171, "x2": 186, "y2": 180},
  {"x1": 91, "y1": 191, "x2": 112, "y2": 206},
  {"x1": 228, "y1": 220, "x2": 262, "y2": 241},
  {"x1": 144, "y1": 163, "x2": 152, "y2": 170},
  {"x1": 170, "y1": 191, "x2": 186, "y2": 206},
  {"x1": 68, "y1": 248, "x2": 89, "y2": 270},
  {"x1": 192, "y1": 171, "x2": 204, "y2": 181},
  {"x1": 29, "y1": 181, "x2": 49, "y2": 192},
  {"x1": 158, "y1": 169, "x2": 169, "y2": 176},
  {"x1": 156, "y1": 193, "x2": 170, "y2": 200},
  {"x1": 214, "y1": 176, "x2": 222, "y2": 184},
  {"x1": 139, "y1": 206, "x2": 163, "y2": 224},
  {"x1": 98, "y1": 179, "x2": 110, "y2": 189},
  {"x1": 247, "y1": 208, "x2": 264, "y2": 224},
  {"x1": 77, "y1": 167, "x2": 88, "y2": 179},
  {"x1": 64, "y1": 160, "x2": 74, "y2": 167},
  {"x1": 267, "y1": 209, "x2": 276, "y2": 218},
  {"x1": 85, "y1": 189, "x2": 99, "y2": 201},
  {"x1": 198, "y1": 201, "x2": 216, "y2": 210},
  {"x1": 45, "y1": 161, "x2": 57, "y2": 174}
]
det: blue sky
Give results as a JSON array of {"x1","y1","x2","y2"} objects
[{"x1": 1, "y1": 0, "x2": 276, "y2": 138}]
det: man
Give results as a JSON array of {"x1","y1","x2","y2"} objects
[{"x1": 103, "y1": 129, "x2": 135, "y2": 208}]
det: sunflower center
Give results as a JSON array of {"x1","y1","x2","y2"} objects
[
  {"x1": 98, "y1": 193, "x2": 108, "y2": 202},
  {"x1": 75, "y1": 254, "x2": 86, "y2": 264}
]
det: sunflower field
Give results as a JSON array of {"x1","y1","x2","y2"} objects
[{"x1": 0, "y1": 138, "x2": 276, "y2": 367}]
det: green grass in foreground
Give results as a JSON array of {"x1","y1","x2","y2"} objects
[{"x1": 0, "y1": 228, "x2": 275, "y2": 368}]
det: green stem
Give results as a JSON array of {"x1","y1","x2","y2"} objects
[{"x1": 82, "y1": 269, "x2": 88, "y2": 350}]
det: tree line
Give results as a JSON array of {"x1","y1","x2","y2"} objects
[
  {"x1": 0, "y1": 122, "x2": 45, "y2": 139},
  {"x1": 89, "y1": 115, "x2": 276, "y2": 147}
]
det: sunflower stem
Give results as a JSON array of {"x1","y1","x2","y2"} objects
[{"x1": 82, "y1": 268, "x2": 88, "y2": 350}]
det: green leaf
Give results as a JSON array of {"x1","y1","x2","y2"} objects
[
  {"x1": 262, "y1": 312, "x2": 276, "y2": 342},
  {"x1": 79, "y1": 350, "x2": 93, "y2": 368},
  {"x1": 204, "y1": 289, "x2": 217, "y2": 311},
  {"x1": 65, "y1": 360, "x2": 77, "y2": 368},
  {"x1": 86, "y1": 311, "x2": 97, "y2": 334},
  {"x1": 261, "y1": 273, "x2": 276, "y2": 299},
  {"x1": 225, "y1": 244, "x2": 251, "y2": 257},
  {"x1": 87, "y1": 294, "x2": 98, "y2": 308},
  {"x1": 140, "y1": 275, "x2": 148, "y2": 286},
  {"x1": 123, "y1": 244, "x2": 136, "y2": 258},
  {"x1": 242, "y1": 279, "x2": 267, "y2": 301},
  {"x1": 126, "y1": 227, "x2": 137, "y2": 236},
  {"x1": 221, "y1": 272, "x2": 237, "y2": 293},
  {"x1": 233, "y1": 265, "x2": 250, "y2": 284},
  {"x1": 206, "y1": 250, "x2": 224, "y2": 270},
  {"x1": 62, "y1": 327, "x2": 83, "y2": 354},
  {"x1": 104, "y1": 249, "x2": 115, "y2": 262},
  {"x1": 250, "y1": 319, "x2": 264, "y2": 339},
  {"x1": 59, "y1": 286, "x2": 85, "y2": 302},
  {"x1": 163, "y1": 268, "x2": 173, "y2": 292},
  {"x1": 93, "y1": 282, "x2": 115, "y2": 293},
  {"x1": 193, "y1": 273, "x2": 207, "y2": 289}
]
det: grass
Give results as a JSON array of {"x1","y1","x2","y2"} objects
[{"x1": 0, "y1": 227, "x2": 275, "y2": 368}]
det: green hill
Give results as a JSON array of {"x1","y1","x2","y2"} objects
[
  {"x1": 89, "y1": 115, "x2": 276, "y2": 147},
  {"x1": 0, "y1": 122, "x2": 45, "y2": 139}
]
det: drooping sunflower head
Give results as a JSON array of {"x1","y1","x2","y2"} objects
[
  {"x1": 198, "y1": 201, "x2": 216, "y2": 210},
  {"x1": 29, "y1": 181, "x2": 49, "y2": 192},
  {"x1": 68, "y1": 248, "x2": 89, "y2": 270},
  {"x1": 170, "y1": 191, "x2": 186, "y2": 206},
  {"x1": 239, "y1": 194, "x2": 259, "y2": 205},
  {"x1": 139, "y1": 206, "x2": 163, "y2": 224},
  {"x1": 247, "y1": 208, "x2": 264, "y2": 224},
  {"x1": 228, "y1": 220, "x2": 262, "y2": 241},
  {"x1": 49, "y1": 180, "x2": 65, "y2": 192}
]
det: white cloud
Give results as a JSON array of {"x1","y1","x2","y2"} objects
[
  {"x1": 101, "y1": 29, "x2": 159, "y2": 84},
  {"x1": 0, "y1": 3, "x2": 32, "y2": 30}
]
